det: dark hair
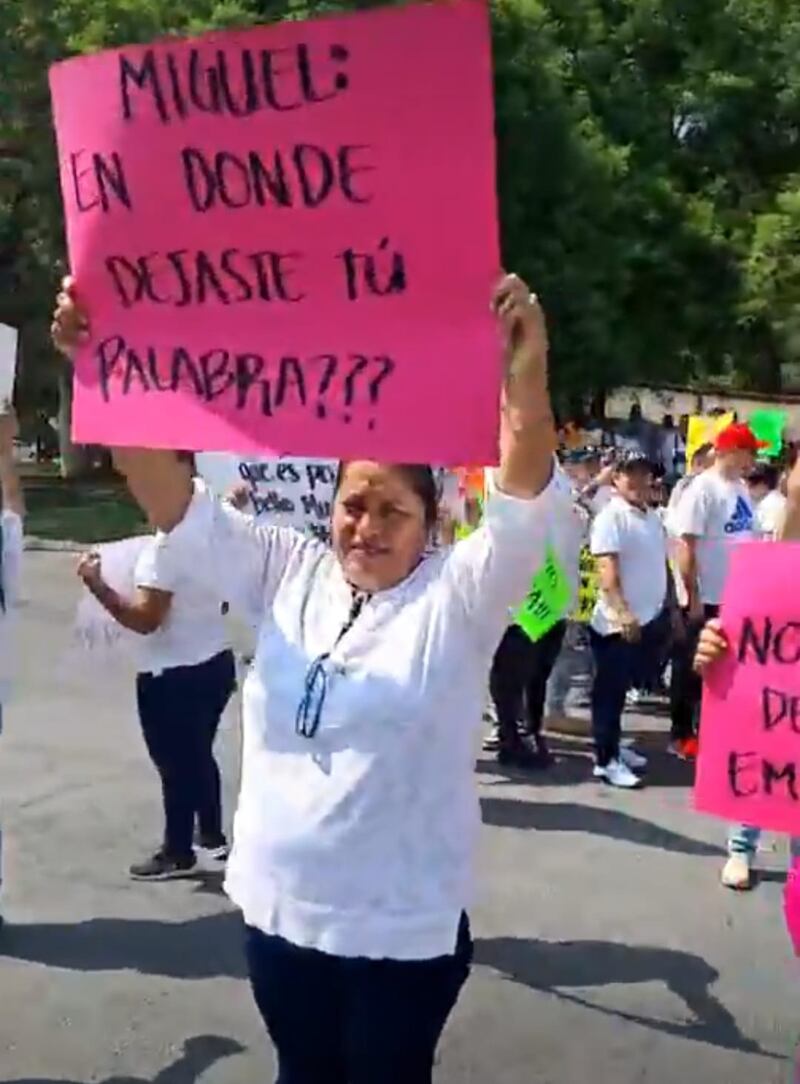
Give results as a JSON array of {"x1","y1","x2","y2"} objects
[
  {"x1": 334, "y1": 462, "x2": 439, "y2": 529},
  {"x1": 691, "y1": 442, "x2": 714, "y2": 465},
  {"x1": 747, "y1": 463, "x2": 778, "y2": 490},
  {"x1": 176, "y1": 450, "x2": 196, "y2": 473}
]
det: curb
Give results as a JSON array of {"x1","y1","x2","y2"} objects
[{"x1": 24, "y1": 538, "x2": 84, "y2": 553}]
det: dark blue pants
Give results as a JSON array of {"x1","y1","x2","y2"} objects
[
  {"x1": 137, "y1": 649, "x2": 236, "y2": 858},
  {"x1": 490, "y1": 621, "x2": 567, "y2": 745},
  {"x1": 245, "y1": 914, "x2": 472, "y2": 1084},
  {"x1": 590, "y1": 617, "x2": 662, "y2": 766}
]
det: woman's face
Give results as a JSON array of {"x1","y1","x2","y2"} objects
[{"x1": 332, "y1": 462, "x2": 429, "y2": 592}]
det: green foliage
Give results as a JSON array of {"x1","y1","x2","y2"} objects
[{"x1": 1, "y1": 0, "x2": 799, "y2": 426}]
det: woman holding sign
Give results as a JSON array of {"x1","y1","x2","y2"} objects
[
  {"x1": 695, "y1": 456, "x2": 800, "y2": 892},
  {"x1": 53, "y1": 273, "x2": 565, "y2": 1084}
]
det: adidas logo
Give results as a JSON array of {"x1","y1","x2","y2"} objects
[{"x1": 724, "y1": 496, "x2": 753, "y2": 535}]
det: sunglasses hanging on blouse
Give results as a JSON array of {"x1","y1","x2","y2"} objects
[{"x1": 295, "y1": 590, "x2": 371, "y2": 739}]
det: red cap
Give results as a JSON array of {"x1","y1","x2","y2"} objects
[{"x1": 714, "y1": 423, "x2": 769, "y2": 454}]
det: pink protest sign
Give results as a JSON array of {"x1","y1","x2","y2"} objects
[
  {"x1": 695, "y1": 542, "x2": 800, "y2": 835},
  {"x1": 49, "y1": 1, "x2": 499, "y2": 462}
]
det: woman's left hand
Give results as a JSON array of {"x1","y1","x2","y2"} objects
[
  {"x1": 492, "y1": 274, "x2": 548, "y2": 388},
  {"x1": 493, "y1": 273, "x2": 555, "y2": 498}
]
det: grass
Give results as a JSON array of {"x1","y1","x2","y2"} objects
[{"x1": 22, "y1": 467, "x2": 146, "y2": 544}]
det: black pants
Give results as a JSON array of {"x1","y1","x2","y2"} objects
[
  {"x1": 245, "y1": 915, "x2": 472, "y2": 1084},
  {"x1": 590, "y1": 616, "x2": 663, "y2": 766},
  {"x1": 490, "y1": 621, "x2": 567, "y2": 746},
  {"x1": 137, "y1": 649, "x2": 236, "y2": 858},
  {"x1": 669, "y1": 604, "x2": 719, "y2": 741}
]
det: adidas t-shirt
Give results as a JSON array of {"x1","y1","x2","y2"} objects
[{"x1": 673, "y1": 469, "x2": 755, "y2": 605}]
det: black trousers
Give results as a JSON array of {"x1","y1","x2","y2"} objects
[
  {"x1": 489, "y1": 621, "x2": 567, "y2": 745},
  {"x1": 669, "y1": 604, "x2": 719, "y2": 741},
  {"x1": 137, "y1": 649, "x2": 236, "y2": 858},
  {"x1": 245, "y1": 915, "x2": 472, "y2": 1084},
  {"x1": 590, "y1": 615, "x2": 663, "y2": 766}
]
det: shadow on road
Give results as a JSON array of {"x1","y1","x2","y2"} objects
[
  {"x1": 480, "y1": 797, "x2": 724, "y2": 857},
  {"x1": 0, "y1": 911, "x2": 247, "y2": 979},
  {"x1": 6, "y1": 1034, "x2": 246, "y2": 1084},
  {"x1": 475, "y1": 936, "x2": 782, "y2": 1059},
  {"x1": 477, "y1": 741, "x2": 696, "y2": 790}
]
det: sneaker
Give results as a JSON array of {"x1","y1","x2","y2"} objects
[
  {"x1": 497, "y1": 740, "x2": 550, "y2": 771},
  {"x1": 593, "y1": 758, "x2": 643, "y2": 789},
  {"x1": 483, "y1": 723, "x2": 501, "y2": 753},
  {"x1": 196, "y1": 835, "x2": 230, "y2": 862},
  {"x1": 619, "y1": 744, "x2": 648, "y2": 771},
  {"x1": 668, "y1": 736, "x2": 699, "y2": 761},
  {"x1": 129, "y1": 850, "x2": 197, "y2": 881},
  {"x1": 721, "y1": 854, "x2": 752, "y2": 891}
]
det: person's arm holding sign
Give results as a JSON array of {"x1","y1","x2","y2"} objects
[
  {"x1": 440, "y1": 277, "x2": 569, "y2": 647},
  {"x1": 493, "y1": 276, "x2": 554, "y2": 499}
]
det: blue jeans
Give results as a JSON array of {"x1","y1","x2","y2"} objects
[
  {"x1": 137, "y1": 650, "x2": 235, "y2": 858},
  {"x1": 245, "y1": 914, "x2": 472, "y2": 1084},
  {"x1": 728, "y1": 825, "x2": 800, "y2": 860},
  {"x1": 590, "y1": 616, "x2": 663, "y2": 766}
]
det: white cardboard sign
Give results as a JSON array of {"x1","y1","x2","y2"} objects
[
  {"x1": 0, "y1": 324, "x2": 18, "y2": 407},
  {"x1": 196, "y1": 452, "x2": 337, "y2": 543}
]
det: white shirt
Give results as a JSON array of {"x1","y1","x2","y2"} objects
[
  {"x1": 754, "y1": 489, "x2": 787, "y2": 540},
  {"x1": 0, "y1": 510, "x2": 23, "y2": 703},
  {"x1": 147, "y1": 475, "x2": 568, "y2": 960},
  {"x1": 135, "y1": 534, "x2": 230, "y2": 674},
  {"x1": 590, "y1": 484, "x2": 614, "y2": 516},
  {"x1": 672, "y1": 468, "x2": 755, "y2": 606},
  {"x1": 590, "y1": 495, "x2": 667, "y2": 635}
]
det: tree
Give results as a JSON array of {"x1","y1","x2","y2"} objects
[{"x1": 0, "y1": 0, "x2": 798, "y2": 450}]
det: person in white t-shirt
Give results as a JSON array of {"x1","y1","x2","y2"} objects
[
  {"x1": 77, "y1": 454, "x2": 236, "y2": 882},
  {"x1": 589, "y1": 452, "x2": 677, "y2": 788},
  {"x1": 671, "y1": 422, "x2": 766, "y2": 753},
  {"x1": 0, "y1": 411, "x2": 24, "y2": 926},
  {"x1": 747, "y1": 462, "x2": 787, "y2": 540}
]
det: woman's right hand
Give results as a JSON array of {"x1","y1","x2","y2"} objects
[
  {"x1": 694, "y1": 618, "x2": 729, "y2": 673},
  {"x1": 51, "y1": 276, "x2": 89, "y2": 358}
]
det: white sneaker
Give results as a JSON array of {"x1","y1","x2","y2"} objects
[
  {"x1": 593, "y1": 758, "x2": 643, "y2": 789},
  {"x1": 619, "y1": 744, "x2": 648, "y2": 771}
]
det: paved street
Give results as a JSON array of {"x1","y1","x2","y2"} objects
[{"x1": 0, "y1": 552, "x2": 797, "y2": 1083}]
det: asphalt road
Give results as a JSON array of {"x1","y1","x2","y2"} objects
[{"x1": 0, "y1": 552, "x2": 797, "y2": 1083}]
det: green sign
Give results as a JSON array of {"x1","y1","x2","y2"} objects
[
  {"x1": 514, "y1": 546, "x2": 571, "y2": 642},
  {"x1": 750, "y1": 409, "x2": 786, "y2": 459}
]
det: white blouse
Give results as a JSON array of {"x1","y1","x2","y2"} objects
[{"x1": 148, "y1": 474, "x2": 568, "y2": 960}]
